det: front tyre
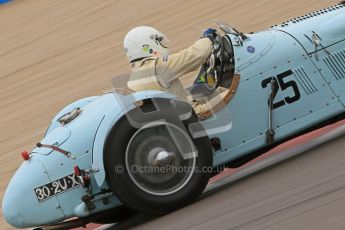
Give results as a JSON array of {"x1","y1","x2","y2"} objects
[{"x1": 104, "y1": 101, "x2": 212, "y2": 215}]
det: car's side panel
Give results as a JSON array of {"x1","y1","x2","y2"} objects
[
  {"x1": 211, "y1": 30, "x2": 344, "y2": 166},
  {"x1": 310, "y1": 40, "x2": 345, "y2": 106},
  {"x1": 262, "y1": 59, "x2": 338, "y2": 131},
  {"x1": 213, "y1": 101, "x2": 344, "y2": 166},
  {"x1": 30, "y1": 94, "x2": 122, "y2": 220},
  {"x1": 45, "y1": 96, "x2": 99, "y2": 137}
]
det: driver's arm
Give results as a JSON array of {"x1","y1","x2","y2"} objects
[{"x1": 155, "y1": 38, "x2": 213, "y2": 88}]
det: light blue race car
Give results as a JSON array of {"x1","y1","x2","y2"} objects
[{"x1": 3, "y1": 2, "x2": 345, "y2": 229}]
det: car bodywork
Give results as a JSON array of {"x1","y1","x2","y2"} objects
[{"x1": 3, "y1": 2, "x2": 345, "y2": 228}]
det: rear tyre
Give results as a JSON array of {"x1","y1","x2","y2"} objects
[{"x1": 104, "y1": 100, "x2": 212, "y2": 214}]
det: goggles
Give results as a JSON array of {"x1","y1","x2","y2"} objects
[{"x1": 150, "y1": 34, "x2": 169, "y2": 48}]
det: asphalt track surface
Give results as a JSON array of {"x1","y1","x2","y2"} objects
[{"x1": 0, "y1": 0, "x2": 343, "y2": 229}]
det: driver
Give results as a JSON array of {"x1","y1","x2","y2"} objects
[{"x1": 124, "y1": 26, "x2": 217, "y2": 112}]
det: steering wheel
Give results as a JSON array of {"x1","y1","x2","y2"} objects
[{"x1": 204, "y1": 33, "x2": 226, "y2": 90}]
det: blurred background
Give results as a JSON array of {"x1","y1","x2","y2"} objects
[{"x1": 0, "y1": 0, "x2": 339, "y2": 229}]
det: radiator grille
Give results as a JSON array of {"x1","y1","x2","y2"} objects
[
  {"x1": 323, "y1": 49, "x2": 345, "y2": 81},
  {"x1": 293, "y1": 67, "x2": 318, "y2": 95}
]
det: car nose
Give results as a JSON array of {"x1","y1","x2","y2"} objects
[{"x1": 2, "y1": 156, "x2": 65, "y2": 228}]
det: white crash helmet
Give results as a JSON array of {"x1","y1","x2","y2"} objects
[{"x1": 124, "y1": 26, "x2": 169, "y2": 63}]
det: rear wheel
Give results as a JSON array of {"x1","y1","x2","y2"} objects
[{"x1": 104, "y1": 101, "x2": 212, "y2": 214}]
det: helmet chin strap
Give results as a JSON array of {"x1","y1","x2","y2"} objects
[{"x1": 130, "y1": 56, "x2": 149, "y2": 63}]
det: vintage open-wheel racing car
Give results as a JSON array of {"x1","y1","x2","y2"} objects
[{"x1": 3, "y1": 2, "x2": 345, "y2": 229}]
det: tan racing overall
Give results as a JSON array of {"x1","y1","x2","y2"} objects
[{"x1": 127, "y1": 38, "x2": 213, "y2": 104}]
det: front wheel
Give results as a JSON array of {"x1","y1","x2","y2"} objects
[{"x1": 104, "y1": 101, "x2": 212, "y2": 214}]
